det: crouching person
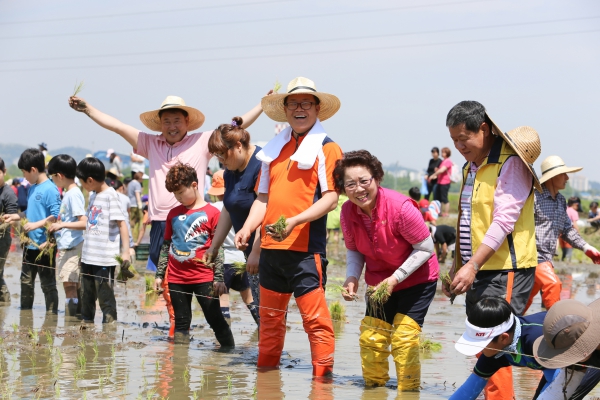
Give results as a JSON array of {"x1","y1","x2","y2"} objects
[
  {"x1": 154, "y1": 163, "x2": 234, "y2": 348},
  {"x1": 76, "y1": 158, "x2": 132, "y2": 324}
]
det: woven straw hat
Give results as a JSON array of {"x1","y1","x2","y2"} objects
[
  {"x1": 533, "y1": 298, "x2": 600, "y2": 369},
  {"x1": 261, "y1": 77, "x2": 341, "y2": 122},
  {"x1": 539, "y1": 155, "x2": 582, "y2": 184},
  {"x1": 139, "y1": 96, "x2": 205, "y2": 132},
  {"x1": 485, "y1": 112, "x2": 542, "y2": 192}
]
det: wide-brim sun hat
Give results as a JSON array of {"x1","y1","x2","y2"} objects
[
  {"x1": 455, "y1": 314, "x2": 515, "y2": 356},
  {"x1": 261, "y1": 77, "x2": 341, "y2": 122},
  {"x1": 139, "y1": 96, "x2": 205, "y2": 132},
  {"x1": 539, "y1": 155, "x2": 582, "y2": 184},
  {"x1": 485, "y1": 112, "x2": 542, "y2": 192},
  {"x1": 533, "y1": 298, "x2": 600, "y2": 369},
  {"x1": 207, "y1": 170, "x2": 225, "y2": 196}
]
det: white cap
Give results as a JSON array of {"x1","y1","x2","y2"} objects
[
  {"x1": 455, "y1": 314, "x2": 514, "y2": 356},
  {"x1": 106, "y1": 148, "x2": 115, "y2": 157}
]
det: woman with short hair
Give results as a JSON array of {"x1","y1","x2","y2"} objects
[
  {"x1": 336, "y1": 149, "x2": 439, "y2": 391},
  {"x1": 428, "y1": 146, "x2": 453, "y2": 216}
]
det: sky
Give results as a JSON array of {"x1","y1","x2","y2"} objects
[{"x1": 1, "y1": 0, "x2": 599, "y2": 179}]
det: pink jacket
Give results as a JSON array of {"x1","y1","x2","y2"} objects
[{"x1": 341, "y1": 187, "x2": 439, "y2": 291}]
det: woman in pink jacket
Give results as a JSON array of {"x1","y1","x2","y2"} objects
[{"x1": 336, "y1": 150, "x2": 439, "y2": 391}]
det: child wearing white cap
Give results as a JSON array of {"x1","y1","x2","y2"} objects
[{"x1": 451, "y1": 296, "x2": 556, "y2": 399}]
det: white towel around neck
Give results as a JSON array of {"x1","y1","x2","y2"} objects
[{"x1": 256, "y1": 119, "x2": 328, "y2": 170}]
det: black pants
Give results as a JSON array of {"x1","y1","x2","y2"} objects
[
  {"x1": 21, "y1": 247, "x2": 58, "y2": 313},
  {"x1": 168, "y1": 282, "x2": 234, "y2": 346},
  {"x1": 0, "y1": 233, "x2": 11, "y2": 301},
  {"x1": 425, "y1": 181, "x2": 437, "y2": 201},
  {"x1": 259, "y1": 249, "x2": 327, "y2": 297},
  {"x1": 149, "y1": 220, "x2": 166, "y2": 267},
  {"x1": 81, "y1": 262, "x2": 117, "y2": 323},
  {"x1": 366, "y1": 281, "x2": 437, "y2": 326}
]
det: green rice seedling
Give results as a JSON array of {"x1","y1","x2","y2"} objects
[
  {"x1": 183, "y1": 365, "x2": 190, "y2": 384},
  {"x1": 439, "y1": 271, "x2": 457, "y2": 305},
  {"x1": 72, "y1": 80, "x2": 85, "y2": 97},
  {"x1": 98, "y1": 374, "x2": 105, "y2": 394},
  {"x1": 28, "y1": 353, "x2": 36, "y2": 368},
  {"x1": 419, "y1": 336, "x2": 442, "y2": 353},
  {"x1": 111, "y1": 344, "x2": 115, "y2": 359},
  {"x1": 54, "y1": 380, "x2": 60, "y2": 397},
  {"x1": 273, "y1": 80, "x2": 282, "y2": 93},
  {"x1": 141, "y1": 357, "x2": 145, "y2": 369},
  {"x1": 328, "y1": 301, "x2": 346, "y2": 322},
  {"x1": 146, "y1": 388, "x2": 157, "y2": 400},
  {"x1": 145, "y1": 275, "x2": 155, "y2": 294},
  {"x1": 227, "y1": 373, "x2": 233, "y2": 392},
  {"x1": 44, "y1": 330, "x2": 53, "y2": 346},
  {"x1": 327, "y1": 284, "x2": 358, "y2": 301},
  {"x1": 92, "y1": 340, "x2": 99, "y2": 361},
  {"x1": 77, "y1": 351, "x2": 86, "y2": 369},
  {"x1": 366, "y1": 282, "x2": 390, "y2": 319},
  {"x1": 271, "y1": 215, "x2": 288, "y2": 237},
  {"x1": 0, "y1": 214, "x2": 10, "y2": 236},
  {"x1": 11, "y1": 322, "x2": 18, "y2": 333},
  {"x1": 231, "y1": 261, "x2": 247, "y2": 276},
  {"x1": 155, "y1": 359, "x2": 160, "y2": 373},
  {"x1": 29, "y1": 328, "x2": 39, "y2": 343},
  {"x1": 82, "y1": 391, "x2": 87, "y2": 400},
  {"x1": 192, "y1": 391, "x2": 199, "y2": 400},
  {"x1": 78, "y1": 338, "x2": 85, "y2": 351}
]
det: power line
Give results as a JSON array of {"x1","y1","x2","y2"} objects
[
  {"x1": 1, "y1": 28, "x2": 598, "y2": 73},
  {"x1": 0, "y1": 0, "x2": 494, "y2": 40},
  {"x1": 1, "y1": 15, "x2": 597, "y2": 63},
  {"x1": 0, "y1": 0, "x2": 297, "y2": 25}
]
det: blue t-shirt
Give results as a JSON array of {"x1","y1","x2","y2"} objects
[
  {"x1": 474, "y1": 313, "x2": 546, "y2": 378},
  {"x1": 25, "y1": 179, "x2": 61, "y2": 248},
  {"x1": 223, "y1": 146, "x2": 261, "y2": 256},
  {"x1": 55, "y1": 187, "x2": 86, "y2": 250}
]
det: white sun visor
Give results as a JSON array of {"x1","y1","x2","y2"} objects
[{"x1": 455, "y1": 314, "x2": 515, "y2": 356}]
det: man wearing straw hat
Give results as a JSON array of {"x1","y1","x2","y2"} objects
[
  {"x1": 235, "y1": 77, "x2": 342, "y2": 376},
  {"x1": 442, "y1": 100, "x2": 541, "y2": 400},
  {"x1": 524, "y1": 155, "x2": 600, "y2": 314},
  {"x1": 68, "y1": 93, "x2": 267, "y2": 337}
]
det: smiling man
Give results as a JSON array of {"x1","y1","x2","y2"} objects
[
  {"x1": 235, "y1": 77, "x2": 342, "y2": 376},
  {"x1": 442, "y1": 100, "x2": 541, "y2": 400},
  {"x1": 69, "y1": 93, "x2": 265, "y2": 337}
]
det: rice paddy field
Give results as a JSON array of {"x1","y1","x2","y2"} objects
[{"x1": 1, "y1": 239, "x2": 600, "y2": 399}]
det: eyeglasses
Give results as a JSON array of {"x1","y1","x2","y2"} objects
[
  {"x1": 212, "y1": 152, "x2": 227, "y2": 160},
  {"x1": 284, "y1": 101, "x2": 315, "y2": 111},
  {"x1": 344, "y1": 177, "x2": 374, "y2": 192}
]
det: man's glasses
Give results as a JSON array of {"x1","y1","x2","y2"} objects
[
  {"x1": 284, "y1": 101, "x2": 315, "y2": 111},
  {"x1": 344, "y1": 177, "x2": 374, "y2": 192}
]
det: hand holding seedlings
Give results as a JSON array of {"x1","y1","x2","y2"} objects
[
  {"x1": 265, "y1": 215, "x2": 289, "y2": 241},
  {"x1": 341, "y1": 277, "x2": 359, "y2": 301},
  {"x1": 153, "y1": 278, "x2": 163, "y2": 293},
  {"x1": 440, "y1": 271, "x2": 457, "y2": 305}
]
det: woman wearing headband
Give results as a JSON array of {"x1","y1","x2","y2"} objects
[
  {"x1": 336, "y1": 150, "x2": 439, "y2": 390},
  {"x1": 450, "y1": 296, "x2": 566, "y2": 399},
  {"x1": 203, "y1": 117, "x2": 263, "y2": 310}
]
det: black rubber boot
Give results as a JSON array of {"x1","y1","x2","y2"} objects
[
  {"x1": 97, "y1": 279, "x2": 117, "y2": 323},
  {"x1": 20, "y1": 282, "x2": 34, "y2": 310},
  {"x1": 174, "y1": 331, "x2": 191, "y2": 345},
  {"x1": 247, "y1": 303, "x2": 260, "y2": 326},
  {"x1": 65, "y1": 300, "x2": 78, "y2": 318},
  {"x1": 41, "y1": 284, "x2": 59, "y2": 315},
  {"x1": 0, "y1": 284, "x2": 10, "y2": 304}
]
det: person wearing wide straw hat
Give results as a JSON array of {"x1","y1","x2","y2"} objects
[
  {"x1": 524, "y1": 156, "x2": 600, "y2": 314},
  {"x1": 69, "y1": 91, "x2": 268, "y2": 338},
  {"x1": 442, "y1": 100, "x2": 542, "y2": 400},
  {"x1": 533, "y1": 298, "x2": 600, "y2": 400},
  {"x1": 234, "y1": 77, "x2": 342, "y2": 377}
]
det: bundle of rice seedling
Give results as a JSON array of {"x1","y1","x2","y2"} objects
[
  {"x1": 329, "y1": 301, "x2": 346, "y2": 322},
  {"x1": 17, "y1": 218, "x2": 34, "y2": 247},
  {"x1": 0, "y1": 214, "x2": 10, "y2": 236},
  {"x1": 231, "y1": 261, "x2": 246, "y2": 276},
  {"x1": 419, "y1": 336, "x2": 442, "y2": 353},
  {"x1": 439, "y1": 271, "x2": 457, "y2": 305},
  {"x1": 271, "y1": 215, "x2": 288, "y2": 237},
  {"x1": 115, "y1": 255, "x2": 136, "y2": 281},
  {"x1": 145, "y1": 275, "x2": 155, "y2": 294},
  {"x1": 72, "y1": 80, "x2": 84, "y2": 97},
  {"x1": 327, "y1": 284, "x2": 358, "y2": 301},
  {"x1": 34, "y1": 222, "x2": 57, "y2": 262},
  {"x1": 366, "y1": 282, "x2": 391, "y2": 318},
  {"x1": 273, "y1": 80, "x2": 282, "y2": 93}
]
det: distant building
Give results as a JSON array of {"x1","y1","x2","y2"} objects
[{"x1": 569, "y1": 174, "x2": 589, "y2": 192}]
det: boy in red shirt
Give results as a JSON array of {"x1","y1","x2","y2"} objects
[{"x1": 154, "y1": 163, "x2": 234, "y2": 347}]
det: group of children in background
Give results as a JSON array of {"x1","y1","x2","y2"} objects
[{"x1": 0, "y1": 148, "x2": 258, "y2": 349}]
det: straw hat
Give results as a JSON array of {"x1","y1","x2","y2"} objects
[
  {"x1": 207, "y1": 170, "x2": 225, "y2": 196},
  {"x1": 139, "y1": 96, "x2": 205, "y2": 132},
  {"x1": 533, "y1": 298, "x2": 600, "y2": 369},
  {"x1": 261, "y1": 77, "x2": 341, "y2": 122},
  {"x1": 539, "y1": 155, "x2": 582, "y2": 184},
  {"x1": 485, "y1": 112, "x2": 542, "y2": 192}
]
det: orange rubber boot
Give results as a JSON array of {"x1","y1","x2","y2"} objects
[
  {"x1": 257, "y1": 286, "x2": 292, "y2": 368},
  {"x1": 524, "y1": 261, "x2": 562, "y2": 313},
  {"x1": 295, "y1": 288, "x2": 335, "y2": 376},
  {"x1": 162, "y1": 270, "x2": 176, "y2": 338},
  {"x1": 484, "y1": 365, "x2": 514, "y2": 400}
]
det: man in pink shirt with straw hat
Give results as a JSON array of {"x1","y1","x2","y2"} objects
[{"x1": 68, "y1": 92, "x2": 268, "y2": 337}]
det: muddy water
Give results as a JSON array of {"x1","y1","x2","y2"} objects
[{"x1": 1, "y1": 243, "x2": 600, "y2": 399}]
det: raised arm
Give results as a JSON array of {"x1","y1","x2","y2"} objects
[
  {"x1": 239, "y1": 89, "x2": 273, "y2": 129},
  {"x1": 69, "y1": 96, "x2": 140, "y2": 148}
]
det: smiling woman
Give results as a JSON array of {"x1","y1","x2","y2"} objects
[{"x1": 333, "y1": 149, "x2": 439, "y2": 391}]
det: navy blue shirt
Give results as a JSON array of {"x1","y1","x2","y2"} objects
[
  {"x1": 223, "y1": 146, "x2": 261, "y2": 256},
  {"x1": 474, "y1": 312, "x2": 546, "y2": 378}
]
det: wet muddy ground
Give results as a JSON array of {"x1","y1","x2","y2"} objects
[{"x1": 1, "y1": 241, "x2": 599, "y2": 399}]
